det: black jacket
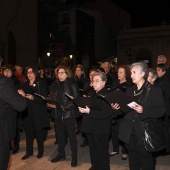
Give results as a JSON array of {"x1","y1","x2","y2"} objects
[
  {"x1": 0, "y1": 75, "x2": 27, "y2": 144},
  {"x1": 21, "y1": 77, "x2": 50, "y2": 131},
  {"x1": 49, "y1": 78, "x2": 80, "y2": 120},
  {"x1": 81, "y1": 87, "x2": 113, "y2": 135},
  {"x1": 118, "y1": 83, "x2": 165, "y2": 145}
]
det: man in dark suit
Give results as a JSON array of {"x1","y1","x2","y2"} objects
[{"x1": 0, "y1": 75, "x2": 27, "y2": 170}]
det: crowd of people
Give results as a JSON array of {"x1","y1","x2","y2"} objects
[{"x1": 0, "y1": 54, "x2": 170, "y2": 170}]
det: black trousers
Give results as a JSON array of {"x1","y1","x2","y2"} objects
[
  {"x1": 0, "y1": 142, "x2": 10, "y2": 170},
  {"x1": 111, "y1": 130, "x2": 127, "y2": 154},
  {"x1": 24, "y1": 121, "x2": 44, "y2": 154},
  {"x1": 126, "y1": 133, "x2": 155, "y2": 170},
  {"x1": 55, "y1": 119, "x2": 77, "y2": 158},
  {"x1": 86, "y1": 133, "x2": 110, "y2": 170}
]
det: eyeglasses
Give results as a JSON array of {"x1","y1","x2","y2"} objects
[
  {"x1": 91, "y1": 80, "x2": 102, "y2": 84},
  {"x1": 57, "y1": 72, "x2": 66, "y2": 75},
  {"x1": 27, "y1": 71, "x2": 34, "y2": 75}
]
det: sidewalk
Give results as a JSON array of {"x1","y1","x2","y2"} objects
[{"x1": 8, "y1": 124, "x2": 170, "y2": 170}]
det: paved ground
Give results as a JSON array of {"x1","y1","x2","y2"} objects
[{"x1": 8, "y1": 122, "x2": 170, "y2": 170}]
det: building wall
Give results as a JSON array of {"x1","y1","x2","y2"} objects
[
  {"x1": 0, "y1": 0, "x2": 37, "y2": 67},
  {"x1": 117, "y1": 26, "x2": 170, "y2": 67}
]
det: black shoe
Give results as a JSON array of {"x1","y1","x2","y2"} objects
[
  {"x1": 71, "y1": 157, "x2": 77, "y2": 167},
  {"x1": 21, "y1": 153, "x2": 33, "y2": 160},
  {"x1": 80, "y1": 143, "x2": 88, "y2": 148},
  {"x1": 12, "y1": 147, "x2": 19, "y2": 154},
  {"x1": 51, "y1": 155, "x2": 66, "y2": 163},
  {"x1": 37, "y1": 152, "x2": 43, "y2": 159}
]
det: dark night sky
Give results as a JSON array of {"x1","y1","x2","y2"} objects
[{"x1": 112, "y1": 0, "x2": 170, "y2": 27}]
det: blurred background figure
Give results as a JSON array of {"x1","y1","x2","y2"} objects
[
  {"x1": 14, "y1": 65, "x2": 26, "y2": 83},
  {"x1": 155, "y1": 64, "x2": 170, "y2": 155},
  {"x1": 74, "y1": 64, "x2": 90, "y2": 134},
  {"x1": 101, "y1": 61, "x2": 117, "y2": 89},
  {"x1": 147, "y1": 68, "x2": 158, "y2": 85},
  {"x1": 157, "y1": 55, "x2": 170, "y2": 79}
]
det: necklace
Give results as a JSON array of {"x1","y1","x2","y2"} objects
[{"x1": 134, "y1": 89, "x2": 143, "y2": 96}]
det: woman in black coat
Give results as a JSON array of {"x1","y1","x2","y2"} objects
[
  {"x1": 110, "y1": 65, "x2": 132, "y2": 159},
  {"x1": 113, "y1": 62, "x2": 165, "y2": 170},
  {"x1": 78, "y1": 71, "x2": 113, "y2": 170},
  {"x1": 18, "y1": 66, "x2": 50, "y2": 160},
  {"x1": 48, "y1": 65, "x2": 80, "y2": 167}
]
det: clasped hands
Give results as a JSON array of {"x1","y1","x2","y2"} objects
[{"x1": 78, "y1": 106, "x2": 90, "y2": 114}]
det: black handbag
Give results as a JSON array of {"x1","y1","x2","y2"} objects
[
  {"x1": 140, "y1": 119, "x2": 166, "y2": 152},
  {"x1": 136, "y1": 82, "x2": 166, "y2": 152}
]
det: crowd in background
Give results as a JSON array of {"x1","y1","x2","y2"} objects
[{"x1": 0, "y1": 54, "x2": 170, "y2": 170}]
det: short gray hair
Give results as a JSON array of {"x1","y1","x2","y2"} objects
[
  {"x1": 130, "y1": 62, "x2": 148, "y2": 79},
  {"x1": 92, "y1": 71, "x2": 107, "y2": 82}
]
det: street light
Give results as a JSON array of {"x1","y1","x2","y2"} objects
[
  {"x1": 69, "y1": 55, "x2": 73, "y2": 68},
  {"x1": 47, "y1": 52, "x2": 50, "y2": 57}
]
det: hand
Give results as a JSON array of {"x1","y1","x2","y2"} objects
[
  {"x1": 111, "y1": 103, "x2": 120, "y2": 110},
  {"x1": 78, "y1": 106, "x2": 90, "y2": 114},
  {"x1": 131, "y1": 102, "x2": 143, "y2": 113},
  {"x1": 25, "y1": 94, "x2": 34, "y2": 100},
  {"x1": 47, "y1": 103, "x2": 57, "y2": 108},
  {"x1": 18, "y1": 89, "x2": 26, "y2": 97}
]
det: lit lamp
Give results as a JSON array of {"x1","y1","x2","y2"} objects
[
  {"x1": 47, "y1": 52, "x2": 50, "y2": 57},
  {"x1": 69, "y1": 55, "x2": 73, "y2": 67}
]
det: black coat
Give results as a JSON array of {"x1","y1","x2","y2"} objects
[
  {"x1": 49, "y1": 78, "x2": 81, "y2": 120},
  {"x1": 0, "y1": 75, "x2": 27, "y2": 144},
  {"x1": 21, "y1": 77, "x2": 50, "y2": 131},
  {"x1": 81, "y1": 87, "x2": 113, "y2": 135},
  {"x1": 118, "y1": 83, "x2": 165, "y2": 145}
]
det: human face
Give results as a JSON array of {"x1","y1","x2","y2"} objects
[
  {"x1": 147, "y1": 72, "x2": 156, "y2": 84},
  {"x1": 156, "y1": 67, "x2": 165, "y2": 78},
  {"x1": 57, "y1": 68, "x2": 68, "y2": 81},
  {"x1": 75, "y1": 67, "x2": 83, "y2": 77},
  {"x1": 3, "y1": 69, "x2": 12, "y2": 77},
  {"x1": 157, "y1": 57, "x2": 166, "y2": 64},
  {"x1": 92, "y1": 75, "x2": 105, "y2": 92},
  {"x1": 118, "y1": 68, "x2": 126, "y2": 82},
  {"x1": 103, "y1": 63, "x2": 110, "y2": 74},
  {"x1": 130, "y1": 66, "x2": 145, "y2": 85},
  {"x1": 27, "y1": 68, "x2": 36, "y2": 81}
]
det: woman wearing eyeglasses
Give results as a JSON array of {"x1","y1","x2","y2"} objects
[
  {"x1": 48, "y1": 65, "x2": 80, "y2": 167},
  {"x1": 18, "y1": 66, "x2": 50, "y2": 160},
  {"x1": 78, "y1": 71, "x2": 113, "y2": 170}
]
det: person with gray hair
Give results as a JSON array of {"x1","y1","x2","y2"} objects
[
  {"x1": 78, "y1": 71, "x2": 113, "y2": 170},
  {"x1": 112, "y1": 62, "x2": 165, "y2": 170}
]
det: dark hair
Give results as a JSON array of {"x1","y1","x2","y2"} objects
[
  {"x1": 117, "y1": 65, "x2": 130, "y2": 78},
  {"x1": 148, "y1": 68, "x2": 158, "y2": 79},
  {"x1": 2, "y1": 64, "x2": 14, "y2": 73},
  {"x1": 156, "y1": 64, "x2": 167, "y2": 72},
  {"x1": 25, "y1": 66, "x2": 39, "y2": 77},
  {"x1": 74, "y1": 64, "x2": 86, "y2": 78}
]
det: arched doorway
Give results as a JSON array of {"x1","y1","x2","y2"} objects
[{"x1": 8, "y1": 31, "x2": 16, "y2": 65}]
